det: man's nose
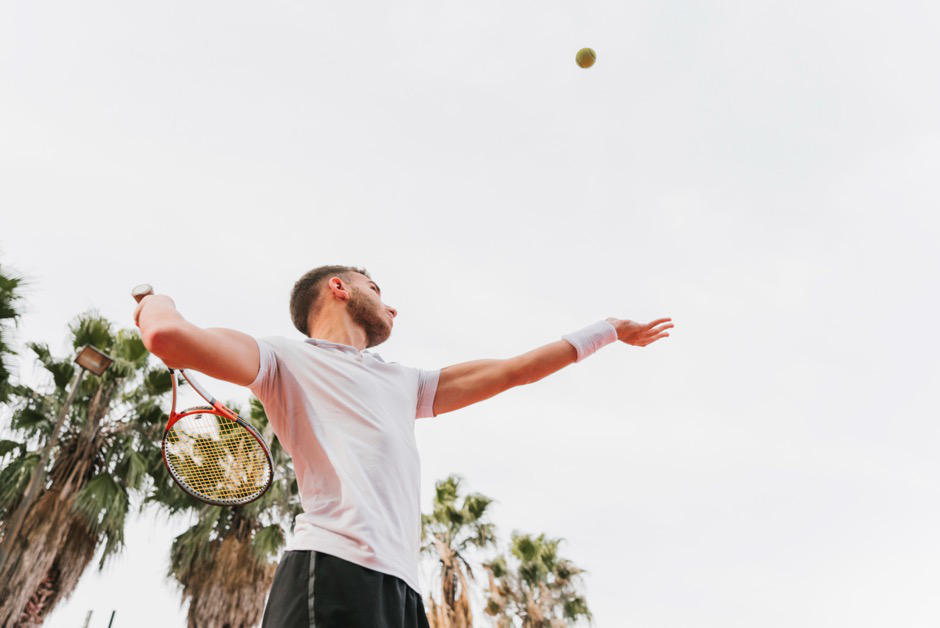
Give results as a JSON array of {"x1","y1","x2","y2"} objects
[{"x1": 387, "y1": 307, "x2": 398, "y2": 319}]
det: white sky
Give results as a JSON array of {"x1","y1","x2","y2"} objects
[{"x1": 2, "y1": 0, "x2": 939, "y2": 626}]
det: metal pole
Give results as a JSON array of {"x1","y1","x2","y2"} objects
[
  {"x1": 107, "y1": 610, "x2": 116, "y2": 628},
  {"x1": 82, "y1": 610, "x2": 93, "y2": 628},
  {"x1": 0, "y1": 368, "x2": 86, "y2": 575}
]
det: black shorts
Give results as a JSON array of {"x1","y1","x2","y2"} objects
[{"x1": 261, "y1": 550, "x2": 431, "y2": 628}]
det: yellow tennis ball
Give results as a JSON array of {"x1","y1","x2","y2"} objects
[{"x1": 576, "y1": 47, "x2": 596, "y2": 69}]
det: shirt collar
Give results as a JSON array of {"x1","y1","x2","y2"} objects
[{"x1": 305, "y1": 337, "x2": 385, "y2": 362}]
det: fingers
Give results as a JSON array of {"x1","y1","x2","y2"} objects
[
  {"x1": 610, "y1": 317, "x2": 674, "y2": 347},
  {"x1": 133, "y1": 300, "x2": 146, "y2": 327},
  {"x1": 634, "y1": 330, "x2": 671, "y2": 347},
  {"x1": 646, "y1": 322, "x2": 674, "y2": 337}
]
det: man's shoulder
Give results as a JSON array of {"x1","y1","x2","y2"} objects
[
  {"x1": 257, "y1": 334, "x2": 296, "y2": 345},
  {"x1": 259, "y1": 335, "x2": 350, "y2": 361},
  {"x1": 256, "y1": 335, "x2": 310, "y2": 357}
]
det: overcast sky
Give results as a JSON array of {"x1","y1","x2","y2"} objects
[{"x1": 2, "y1": 0, "x2": 939, "y2": 626}]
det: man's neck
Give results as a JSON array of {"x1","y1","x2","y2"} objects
[{"x1": 307, "y1": 317, "x2": 368, "y2": 352}]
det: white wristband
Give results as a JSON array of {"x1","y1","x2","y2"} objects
[{"x1": 562, "y1": 320, "x2": 618, "y2": 363}]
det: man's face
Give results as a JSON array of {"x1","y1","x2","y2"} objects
[{"x1": 346, "y1": 274, "x2": 397, "y2": 348}]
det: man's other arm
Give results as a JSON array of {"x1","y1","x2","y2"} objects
[
  {"x1": 432, "y1": 317, "x2": 673, "y2": 416},
  {"x1": 134, "y1": 294, "x2": 260, "y2": 386}
]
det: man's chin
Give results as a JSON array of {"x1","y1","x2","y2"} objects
[
  {"x1": 367, "y1": 334, "x2": 390, "y2": 349},
  {"x1": 366, "y1": 323, "x2": 392, "y2": 348}
]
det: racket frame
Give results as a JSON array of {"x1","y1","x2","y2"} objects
[{"x1": 162, "y1": 369, "x2": 274, "y2": 507}]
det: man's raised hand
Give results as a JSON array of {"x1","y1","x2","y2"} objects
[{"x1": 605, "y1": 317, "x2": 674, "y2": 347}]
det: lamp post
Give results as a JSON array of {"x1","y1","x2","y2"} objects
[{"x1": 0, "y1": 345, "x2": 113, "y2": 575}]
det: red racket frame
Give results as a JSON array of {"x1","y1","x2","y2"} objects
[{"x1": 161, "y1": 369, "x2": 274, "y2": 507}]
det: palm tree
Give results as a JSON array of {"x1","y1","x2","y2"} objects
[
  {"x1": 0, "y1": 313, "x2": 166, "y2": 625},
  {"x1": 158, "y1": 397, "x2": 301, "y2": 628},
  {"x1": 421, "y1": 475, "x2": 498, "y2": 628},
  {"x1": 483, "y1": 532, "x2": 592, "y2": 627},
  {"x1": 0, "y1": 261, "x2": 25, "y2": 402}
]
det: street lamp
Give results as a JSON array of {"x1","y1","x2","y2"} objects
[
  {"x1": 75, "y1": 344, "x2": 113, "y2": 376},
  {"x1": 0, "y1": 345, "x2": 114, "y2": 575}
]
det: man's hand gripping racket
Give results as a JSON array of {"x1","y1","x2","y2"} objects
[{"x1": 133, "y1": 284, "x2": 273, "y2": 507}]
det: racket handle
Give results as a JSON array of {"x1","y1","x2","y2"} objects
[{"x1": 132, "y1": 284, "x2": 154, "y2": 303}]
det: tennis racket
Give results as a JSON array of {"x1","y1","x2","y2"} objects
[{"x1": 133, "y1": 284, "x2": 273, "y2": 506}]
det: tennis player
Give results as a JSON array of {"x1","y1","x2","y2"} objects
[{"x1": 134, "y1": 265, "x2": 673, "y2": 627}]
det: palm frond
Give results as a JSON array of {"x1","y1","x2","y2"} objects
[
  {"x1": 484, "y1": 532, "x2": 592, "y2": 626},
  {"x1": 251, "y1": 524, "x2": 285, "y2": 562},
  {"x1": 169, "y1": 506, "x2": 223, "y2": 581},
  {"x1": 11, "y1": 404, "x2": 53, "y2": 435},
  {"x1": 0, "y1": 438, "x2": 22, "y2": 459},
  {"x1": 28, "y1": 342, "x2": 75, "y2": 390},
  {"x1": 111, "y1": 328, "x2": 148, "y2": 365},
  {"x1": 71, "y1": 474, "x2": 131, "y2": 565},
  {"x1": 463, "y1": 493, "x2": 493, "y2": 519},
  {"x1": 0, "y1": 263, "x2": 25, "y2": 401},
  {"x1": 69, "y1": 314, "x2": 114, "y2": 353},
  {"x1": 112, "y1": 445, "x2": 149, "y2": 491},
  {"x1": 0, "y1": 450, "x2": 39, "y2": 515},
  {"x1": 0, "y1": 265, "x2": 26, "y2": 322}
]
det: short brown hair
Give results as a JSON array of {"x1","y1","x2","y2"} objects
[{"x1": 289, "y1": 265, "x2": 370, "y2": 336}]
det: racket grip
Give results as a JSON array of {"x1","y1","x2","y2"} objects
[{"x1": 132, "y1": 284, "x2": 154, "y2": 303}]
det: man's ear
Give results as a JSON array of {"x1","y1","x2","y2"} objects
[{"x1": 328, "y1": 276, "x2": 350, "y2": 301}]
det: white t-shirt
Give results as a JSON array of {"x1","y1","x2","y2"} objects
[{"x1": 249, "y1": 336, "x2": 440, "y2": 594}]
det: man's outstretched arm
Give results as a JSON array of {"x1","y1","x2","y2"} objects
[
  {"x1": 432, "y1": 317, "x2": 673, "y2": 415},
  {"x1": 134, "y1": 293, "x2": 260, "y2": 386}
]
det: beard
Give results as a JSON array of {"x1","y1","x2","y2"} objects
[{"x1": 347, "y1": 286, "x2": 392, "y2": 348}]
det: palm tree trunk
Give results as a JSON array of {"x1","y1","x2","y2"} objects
[
  {"x1": 430, "y1": 538, "x2": 474, "y2": 628},
  {"x1": 0, "y1": 489, "x2": 76, "y2": 624},
  {"x1": 18, "y1": 517, "x2": 99, "y2": 625},
  {"x1": 183, "y1": 534, "x2": 277, "y2": 628},
  {"x1": 15, "y1": 568, "x2": 56, "y2": 626},
  {"x1": 0, "y1": 428, "x2": 100, "y2": 625}
]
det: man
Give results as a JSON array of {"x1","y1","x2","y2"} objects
[{"x1": 134, "y1": 264, "x2": 673, "y2": 627}]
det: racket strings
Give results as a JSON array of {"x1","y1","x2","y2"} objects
[{"x1": 164, "y1": 408, "x2": 272, "y2": 504}]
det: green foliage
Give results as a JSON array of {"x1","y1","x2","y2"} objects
[
  {"x1": 0, "y1": 267, "x2": 24, "y2": 322},
  {"x1": 251, "y1": 524, "x2": 285, "y2": 562},
  {"x1": 486, "y1": 554, "x2": 509, "y2": 579},
  {"x1": 71, "y1": 474, "x2": 130, "y2": 566},
  {"x1": 0, "y1": 451, "x2": 39, "y2": 517},
  {"x1": 11, "y1": 403, "x2": 54, "y2": 436},
  {"x1": 113, "y1": 446, "x2": 149, "y2": 492},
  {"x1": 156, "y1": 396, "x2": 301, "y2": 594},
  {"x1": 28, "y1": 342, "x2": 76, "y2": 391},
  {"x1": 422, "y1": 475, "x2": 498, "y2": 625},
  {"x1": 170, "y1": 505, "x2": 223, "y2": 582},
  {"x1": 0, "y1": 266, "x2": 188, "y2": 624},
  {"x1": 484, "y1": 532, "x2": 593, "y2": 627},
  {"x1": 0, "y1": 261, "x2": 25, "y2": 401},
  {"x1": 69, "y1": 316, "x2": 114, "y2": 355},
  {"x1": 0, "y1": 439, "x2": 20, "y2": 458},
  {"x1": 421, "y1": 474, "x2": 497, "y2": 556},
  {"x1": 513, "y1": 533, "x2": 559, "y2": 587},
  {"x1": 1, "y1": 310, "x2": 171, "y2": 572},
  {"x1": 421, "y1": 476, "x2": 593, "y2": 626}
]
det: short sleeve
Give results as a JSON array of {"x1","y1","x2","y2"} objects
[
  {"x1": 415, "y1": 368, "x2": 440, "y2": 419},
  {"x1": 248, "y1": 337, "x2": 280, "y2": 401}
]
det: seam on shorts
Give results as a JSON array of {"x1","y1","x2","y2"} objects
[{"x1": 308, "y1": 551, "x2": 317, "y2": 628}]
